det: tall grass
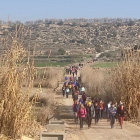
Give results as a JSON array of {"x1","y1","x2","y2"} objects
[
  {"x1": 80, "y1": 67, "x2": 113, "y2": 100},
  {"x1": 34, "y1": 67, "x2": 64, "y2": 88}
]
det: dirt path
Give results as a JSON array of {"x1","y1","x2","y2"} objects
[
  {"x1": 54, "y1": 72, "x2": 140, "y2": 140},
  {"x1": 55, "y1": 92, "x2": 140, "y2": 140}
]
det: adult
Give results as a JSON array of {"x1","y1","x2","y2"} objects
[
  {"x1": 72, "y1": 86, "x2": 75, "y2": 98},
  {"x1": 117, "y1": 103, "x2": 126, "y2": 126},
  {"x1": 75, "y1": 68, "x2": 78, "y2": 76},
  {"x1": 62, "y1": 86, "x2": 65, "y2": 97},
  {"x1": 78, "y1": 104, "x2": 87, "y2": 130},
  {"x1": 72, "y1": 67, "x2": 75, "y2": 77},
  {"x1": 69, "y1": 67, "x2": 72, "y2": 75},
  {"x1": 70, "y1": 76, "x2": 73, "y2": 82},
  {"x1": 80, "y1": 85, "x2": 85, "y2": 95},
  {"x1": 109, "y1": 103, "x2": 117, "y2": 128},
  {"x1": 94, "y1": 102, "x2": 100, "y2": 124},
  {"x1": 99, "y1": 98, "x2": 105, "y2": 119},
  {"x1": 65, "y1": 87, "x2": 70, "y2": 98},
  {"x1": 68, "y1": 83, "x2": 72, "y2": 94},
  {"x1": 73, "y1": 92, "x2": 78, "y2": 102},
  {"x1": 82, "y1": 92, "x2": 87, "y2": 104},
  {"x1": 72, "y1": 100, "x2": 80, "y2": 123},
  {"x1": 106, "y1": 101, "x2": 112, "y2": 121},
  {"x1": 86, "y1": 102, "x2": 95, "y2": 128}
]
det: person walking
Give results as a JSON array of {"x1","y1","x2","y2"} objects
[
  {"x1": 72, "y1": 68, "x2": 75, "y2": 77},
  {"x1": 109, "y1": 103, "x2": 117, "y2": 129},
  {"x1": 78, "y1": 104, "x2": 87, "y2": 130},
  {"x1": 72, "y1": 100, "x2": 80, "y2": 123},
  {"x1": 65, "y1": 87, "x2": 70, "y2": 98},
  {"x1": 62, "y1": 86, "x2": 65, "y2": 97},
  {"x1": 117, "y1": 103, "x2": 126, "y2": 128},
  {"x1": 82, "y1": 92, "x2": 87, "y2": 104},
  {"x1": 80, "y1": 85, "x2": 85, "y2": 95},
  {"x1": 73, "y1": 92, "x2": 78, "y2": 102},
  {"x1": 86, "y1": 102, "x2": 95, "y2": 128},
  {"x1": 99, "y1": 98, "x2": 105, "y2": 119},
  {"x1": 94, "y1": 102, "x2": 100, "y2": 124},
  {"x1": 106, "y1": 101, "x2": 112, "y2": 121},
  {"x1": 68, "y1": 83, "x2": 72, "y2": 94}
]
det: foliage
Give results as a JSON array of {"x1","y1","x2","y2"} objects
[
  {"x1": 58, "y1": 48, "x2": 66, "y2": 55},
  {"x1": 77, "y1": 39, "x2": 86, "y2": 44},
  {"x1": 58, "y1": 21, "x2": 64, "y2": 25}
]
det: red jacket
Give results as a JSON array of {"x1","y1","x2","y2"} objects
[{"x1": 99, "y1": 101, "x2": 105, "y2": 110}]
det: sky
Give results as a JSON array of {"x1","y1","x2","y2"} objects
[{"x1": 0, "y1": 0, "x2": 140, "y2": 22}]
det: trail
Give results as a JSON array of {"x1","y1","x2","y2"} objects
[{"x1": 54, "y1": 72, "x2": 140, "y2": 140}]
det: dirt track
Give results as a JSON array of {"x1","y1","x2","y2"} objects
[{"x1": 55, "y1": 73, "x2": 140, "y2": 140}]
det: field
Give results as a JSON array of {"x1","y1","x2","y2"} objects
[
  {"x1": 34, "y1": 54, "x2": 93, "y2": 67},
  {"x1": 92, "y1": 62, "x2": 120, "y2": 68},
  {"x1": 35, "y1": 61, "x2": 71, "y2": 67}
]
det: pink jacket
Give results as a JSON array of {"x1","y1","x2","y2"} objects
[{"x1": 78, "y1": 108, "x2": 87, "y2": 118}]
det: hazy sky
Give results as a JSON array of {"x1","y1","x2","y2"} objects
[{"x1": 0, "y1": 0, "x2": 140, "y2": 22}]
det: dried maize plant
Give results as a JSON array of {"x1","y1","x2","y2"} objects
[
  {"x1": 0, "y1": 24, "x2": 35, "y2": 139},
  {"x1": 113, "y1": 46, "x2": 140, "y2": 119}
]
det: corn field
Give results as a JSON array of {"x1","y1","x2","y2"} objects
[
  {"x1": 113, "y1": 48, "x2": 140, "y2": 120},
  {"x1": 0, "y1": 25, "x2": 41, "y2": 139}
]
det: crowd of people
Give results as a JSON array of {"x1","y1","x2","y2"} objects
[
  {"x1": 62, "y1": 66, "x2": 127, "y2": 130},
  {"x1": 73, "y1": 97, "x2": 126, "y2": 130},
  {"x1": 65, "y1": 66, "x2": 80, "y2": 77}
]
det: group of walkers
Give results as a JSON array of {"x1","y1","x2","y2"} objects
[
  {"x1": 65, "y1": 66, "x2": 80, "y2": 77},
  {"x1": 62, "y1": 68, "x2": 127, "y2": 130},
  {"x1": 73, "y1": 97, "x2": 127, "y2": 130},
  {"x1": 62, "y1": 65, "x2": 82, "y2": 98}
]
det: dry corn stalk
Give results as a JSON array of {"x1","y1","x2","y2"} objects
[
  {"x1": 113, "y1": 47, "x2": 140, "y2": 119},
  {"x1": 0, "y1": 25, "x2": 35, "y2": 139}
]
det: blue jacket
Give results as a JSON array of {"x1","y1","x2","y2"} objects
[
  {"x1": 109, "y1": 107, "x2": 117, "y2": 116},
  {"x1": 73, "y1": 104, "x2": 80, "y2": 112}
]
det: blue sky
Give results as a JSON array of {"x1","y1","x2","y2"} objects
[{"x1": 0, "y1": 0, "x2": 140, "y2": 22}]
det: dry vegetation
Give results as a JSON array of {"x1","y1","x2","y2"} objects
[
  {"x1": 112, "y1": 49, "x2": 140, "y2": 120},
  {"x1": 0, "y1": 24, "x2": 65, "y2": 139},
  {"x1": 81, "y1": 48, "x2": 140, "y2": 120},
  {"x1": 81, "y1": 67, "x2": 113, "y2": 100},
  {"x1": 0, "y1": 39, "x2": 41, "y2": 139},
  {"x1": 30, "y1": 88, "x2": 58, "y2": 126},
  {"x1": 34, "y1": 67, "x2": 64, "y2": 88}
]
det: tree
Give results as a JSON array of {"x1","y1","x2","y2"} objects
[
  {"x1": 58, "y1": 48, "x2": 66, "y2": 55},
  {"x1": 58, "y1": 21, "x2": 64, "y2": 25},
  {"x1": 127, "y1": 20, "x2": 135, "y2": 26},
  {"x1": 77, "y1": 39, "x2": 86, "y2": 44},
  {"x1": 72, "y1": 22, "x2": 77, "y2": 26}
]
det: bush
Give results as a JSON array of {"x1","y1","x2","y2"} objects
[
  {"x1": 127, "y1": 20, "x2": 135, "y2": 26},
  {"x1": 58, "y1": 48, "x2": 66, "y2": 55},
  {"x1": 77, "y1": 39, "x2": 86, "y2": 44},
  {"x1": 100, "y1": 52, "x2": 111, "y2": 58},
  {"x1": 94, "y1": 45, "x2": 103, "y2": 53},
  {"x1": 58, "y1": 21, "x2": 64, "y2": 25},
  {"x1": 70, "y1": 39, "x2": 76, "y2": 43}
]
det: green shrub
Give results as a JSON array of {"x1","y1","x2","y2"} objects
[{"x1": 58, "y1": 48, "x2": 66, "y2": 55}]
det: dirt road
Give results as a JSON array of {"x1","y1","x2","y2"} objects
[{"x1": 55, "y1": 74, "x2": 140, "y2": 140}]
